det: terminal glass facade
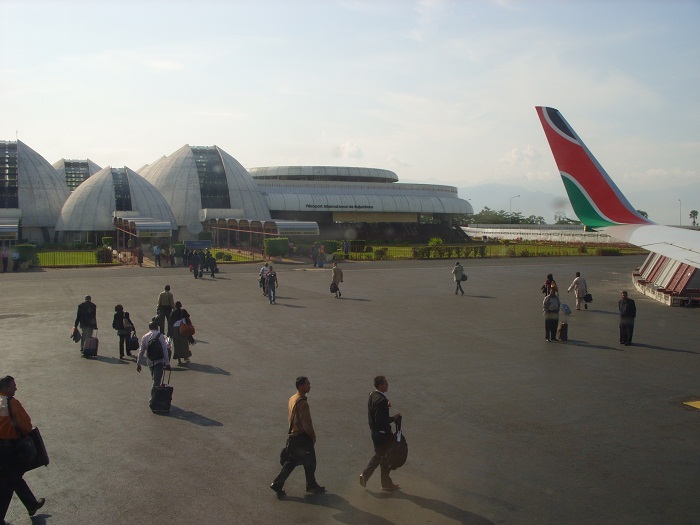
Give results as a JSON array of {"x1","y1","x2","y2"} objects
[
  {"x1": 112, "y1": 168, "x2": 133, "y2": 211},
  {"x1": 192, "y1": 147, "x2": 231, "y2": 209},
  {"x1": 0, "y1": 142, "x2": 19, "y2": 208},
  {"x1": 64, "y1": 160, "x2": 92, "y2": 191}
]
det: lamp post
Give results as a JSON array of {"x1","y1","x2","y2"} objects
[{"x1": 509, "y1": 195, "x2": 520, "y2": 224}]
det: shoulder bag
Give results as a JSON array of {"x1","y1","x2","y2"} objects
[
  {"x1": 7, "y1": 397, "x2": 49, "y2": 472},
  {"x1": 179, "y1": 317, "x2": 195, "y2": 337}
]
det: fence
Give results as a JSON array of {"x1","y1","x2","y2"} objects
[{"x1": 340, "y1": 243, "x2": 647, "y2": 261}]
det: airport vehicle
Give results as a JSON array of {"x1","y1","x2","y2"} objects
[{"x1": 536, "y1": 106, "x2": 700, "y2": 269}]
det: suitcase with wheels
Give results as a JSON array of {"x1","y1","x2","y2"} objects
[
  {"x1": 150, "y1": 369, "x2": 173, "y2": 413},
  {"x1": 557, "y1": 321, "x2": 568, "y2": 341},
  {"x1": 83, "y1": 330, "x2": 99, "y2": 357}
]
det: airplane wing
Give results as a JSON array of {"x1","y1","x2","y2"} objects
[{"x1": 536, "y1": 106, "x2": 700, "y2": 269}]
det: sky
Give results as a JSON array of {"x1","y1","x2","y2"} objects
[{"x1": 2, "y1": 0, "x2": 699, "y2": 225}]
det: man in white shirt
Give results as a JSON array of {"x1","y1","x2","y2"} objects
[
  {"x1": 136, "y1": 321, "x2": 171, "y2": 387},
  {"x1": 567, "y1": 272, "x2": 588, "y2": 310}
]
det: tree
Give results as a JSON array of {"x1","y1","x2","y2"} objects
[
  {"x1": 637, "y1": 210, "x2": 649, "y2": 219},
  {"x1": 690, "y1": 210, "x2": 698, "y2": 227},
  {"x1": 521, "y1": 215, "x2": 546, "y2": 225},
  {"x1": 554, "y1": 212, "x2": 581, "y2": 225}
]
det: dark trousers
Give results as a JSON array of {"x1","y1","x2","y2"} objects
[
  {"x1": 455, "y1": 281, "x2": 464, "y2": 294},
  {"x1": 157, "y1": 307, "x2": 172, "y2": 336},
  {"x1": 544, "y1": 317, "x2": 559, "y2": 340},
  {"x1": 1, "y1": 257, "x2": 7, "y2": 272},
  {"x1": 119, "y1": 333, "x2": 128, "y2": 357},
  {"x1": 272, "y1": 433, "x2": 318, "y2": 489},
  {"x1": 150, "y1": 363, "x2": 165, "y2": 388},
  {"x1": 362, "y1": 431, "x2": 393, "y2": 485},
  {"x1": 0, "y1": 446, "x2": 39, "y2": 522},
  {"x1": 620, "y1": 318, "x2": 635, "y2": 344}
]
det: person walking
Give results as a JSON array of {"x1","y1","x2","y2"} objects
[
  {"x1": 136, "y1": 321, "x2": 171, "y2": 390},
  {"x1": 169, "y1": 245, "x2": 176, "y2": 267},
  {"x1": 1, "y1": 246, "x2": 7, "y2": 273},
  {"x1": 156, "y1": 285, "x2": 175, "y2": 336},
  {"x1": 567, "y1": 272, "x2": 588, "y2": 310},
  {"x1": 259, "y1": 262, "x2": 270, "y2": 296},
  {"x1": 543, "y1": 273, "x2": 558, "y2": 295},
  {"x1": 170, "y1": 301, "x2": 193, "y2": 366},
  {"x1": 266, "y1": 266, "x2": 279, "y2": 304},
  {"x1": 311, "y1": 244, "x2": 319, "y2": 267},
  {"x1": 74, "y1": 295, "x2": 97, "y2": 353},
  {"x1": 360, "y1": 375, "x2": 401, "y2": 491},
  {"x1": 618, "y1": 291, "x2": 637, "y2": 346},
  {"x1": 331, "y1": 262, "x2": 343, "y2": 298},
  {"x1": 112, "y1": 304, "x2": 134, "y2": 359},
  {"x1": 191, "y1": 251, "x2": 200, "y2": 279},
  {"x1": 153, "y1": 245, "x2": 161, "y2": 267},
  {"x1": 542, "y1": 287, "x2": 561, "y2": 342},
  {"x1": 452, "y1": 261, "x2": 465, "y2": 295},
  {"x1": 0, "y1": 375, "x2": 46, "y2": 523},
  {"x1": 10, "y1": 250, "x2": 20, "y2": 272},
  {"x1": 206, "y1": 253, "x2": 217, "y2": 278},
  {"x1": 270, "y1": 377, "x2": 325, "y2": 497}
]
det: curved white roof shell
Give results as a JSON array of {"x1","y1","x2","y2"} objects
[
  {"x1": 139, "y1": 145, "x2": 271, "y2": 226},
  {"x1": 256, "y1": 180, "x2": 473, "y2": 215},
  {"x1": 56, "y1": 166, "x2": 176, "y2": 232},
  {"x1": 13, "y1": 141, "x2": 71, "y2": 227}
]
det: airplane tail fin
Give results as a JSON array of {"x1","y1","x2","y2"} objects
[{"x1": 535, "y1": 106, "x2": 652, "y2": 228}]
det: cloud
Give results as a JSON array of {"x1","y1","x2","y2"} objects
[{"x1": 333, "y1": 141, "x2": 363, "y2": 158}]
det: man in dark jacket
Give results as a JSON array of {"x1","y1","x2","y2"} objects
[
  {"x1": 74, "y1": 295, "x2": 97, "y2": 353},
  {"x1": 618, "y1": 291, "x2": 637, "y2": 346},
  {"x1": 360, "y1": 376, "x2": 401, "y2": 491}
]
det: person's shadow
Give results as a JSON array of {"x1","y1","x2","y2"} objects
[
  {"x1": 172, "y1": 362, "x2": 231, "y2": 375},
  {"x1": 153, "y1": 405, "x2": 223, "y2": 427},
  {"x1": 372, "y1": 490, "x2": 497, "y2": 525},
  {"x1": 281, "y1": 492, "x2": 395, "y2": 525}
]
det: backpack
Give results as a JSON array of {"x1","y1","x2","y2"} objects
[{"x1": 146, "y1": 334, "x2": 164, "y2": 361}]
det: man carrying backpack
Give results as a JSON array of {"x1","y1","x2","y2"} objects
[{"x1": 136, "y1": 321, "x2": 170, "y2": 387}]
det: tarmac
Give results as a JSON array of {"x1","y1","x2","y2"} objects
[{"x1": 1, "y1": 255, "x2": 698, "y2": 525}]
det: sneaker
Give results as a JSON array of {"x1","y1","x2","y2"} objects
[
  {"x1": 381, "y1": 483, "x2": 400, "y2": 491},
  {"x1": 28, "y1": 498, "x2": 45, "y2": 516},
  {"x1": 306, "y1": 485, "x2": 326, "y2": 494},
  {"x1": 359, "y1": 474, "x2": 366, "y2": 487}
]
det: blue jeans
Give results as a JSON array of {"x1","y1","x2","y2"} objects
[{"x1": 268, "y1": 285, "x2": 276, "y2": 303}]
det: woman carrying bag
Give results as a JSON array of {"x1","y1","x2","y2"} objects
[
  {"x1": 170, "y1": 301, "x2": 193, "y2": 366},
  {"x1": 113, "y1": 305, "x2": 136, "y2": 360}
]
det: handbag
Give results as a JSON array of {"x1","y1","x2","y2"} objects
[
  {"x1": 280, "y1": 398, "x2": 305, "y2": 465},
  {"x1": 7, "y1": 398, "x2": 49, "y2": 472},
  {"x1": 330, "y1": 281, "x2": 338, "y2": 293},
  {"x1": 70, "y1": 326, "x2": 81, "y2": 343},
  {"x1": 460, "y1": 274, "x2": 468, "y2": 282},
  {"x1": 380, "y1": 416, "x2": 408, "y2": 471},
  {"x1": 179, "y1": 317, "x2": 195, "y2": 337}
]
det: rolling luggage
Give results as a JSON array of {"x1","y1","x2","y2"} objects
[
  {"x1": 150, "y1": 369, "x2": 173, "y2": 413},
  {"x1": 83, "y1": 330, "x2": 99, "y2": 357},
  {"x1": 557, "y1": 321, "x2": 568, "y2": 342}
]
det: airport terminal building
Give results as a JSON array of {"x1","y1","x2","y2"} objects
[{"x1": 0, "y1": 140, "x2": 472, "y2": 245}]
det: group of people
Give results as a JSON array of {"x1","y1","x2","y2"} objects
[
  {"x1": 540, "y1": 272, "x2": 637, "y2": 345},
  {"x1": 259, "y1": 263, "x2": 279, "y2": 304},
  {"x1": 75, "y1": 285, "x2": 194, "y2": 371},
  {"x1": 187, "y1": 249, "x2": 218, "y2": 279},
  {"x1": 269, "y1": 375, "x2": 402, "y2": 497},
  {"x1": 153, "y1": 244, "x2": 177, "y2": 267},
  {"x1": 0, "y1": 246, "x2": 21, "y2": 273}
]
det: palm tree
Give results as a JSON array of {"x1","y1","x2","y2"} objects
[{"x1": 690, "y1": 210, "x2": 698, "y2": 227}]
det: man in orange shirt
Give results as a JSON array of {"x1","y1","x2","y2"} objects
[
  {"x1": 0, "y1": 376, "x2": 45, "y2": 523},
  {"x1": 270, "y1": 376, "x2": 325, "y2": 497}
]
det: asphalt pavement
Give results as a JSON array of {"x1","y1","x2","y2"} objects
[{"x1": 2, "y1": 255, "x2": 698, "y2": 525}]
